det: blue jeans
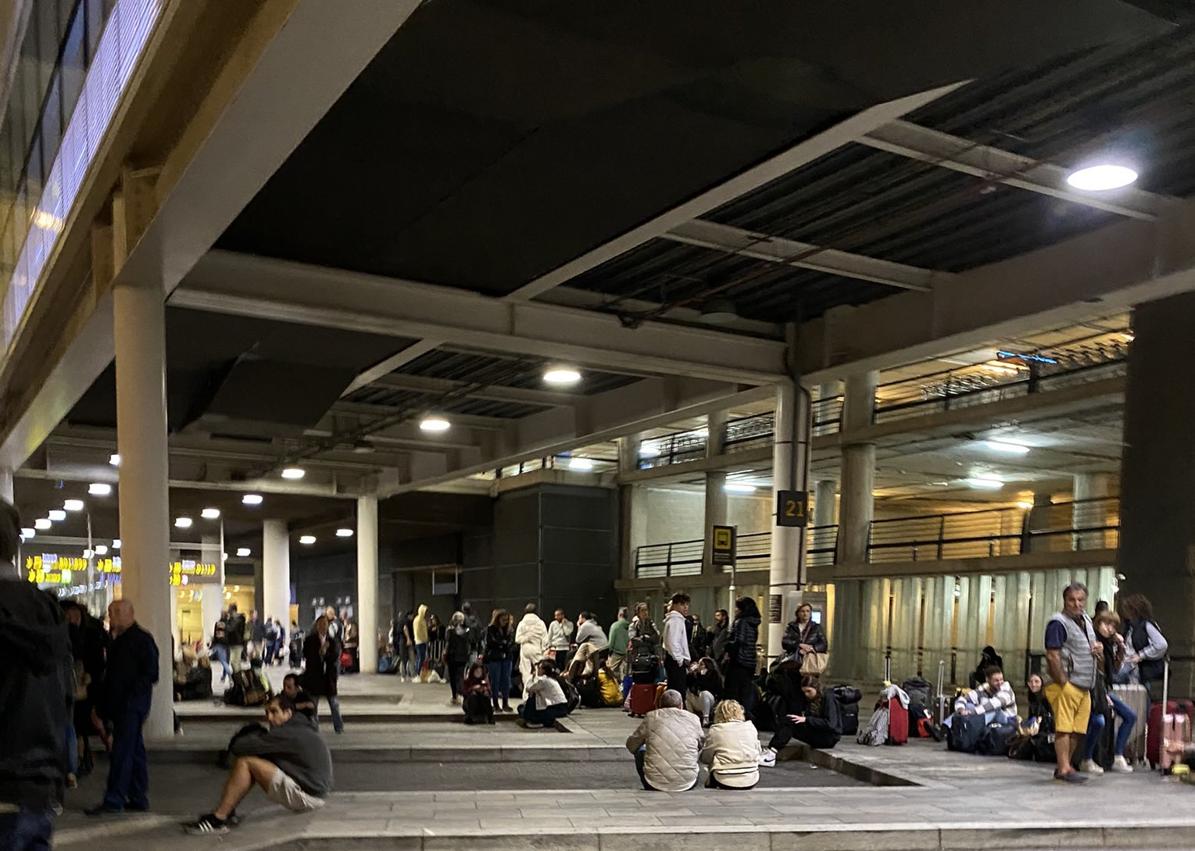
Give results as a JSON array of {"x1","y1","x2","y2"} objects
[
  {"x1": 315, "y1": 694, "x2": 344, "y2": 733},
  {"x1": 1085, "y1": 693, "x2": 1138, "y2": 759},
  {"x1": 210, "y1": 644, "x2": 231, "y2": 681},
  {"x1": 487, "y1": 660, "x2": 512, "y2": 704},
  {"x1": 64, "y1": 722, "x2": 78, "y2": 776},
  {"x1": 414, "y1": 643, "x2": 428, "y2": 676},
  {"x1": 0, "y1": 806, "x2": 53, "y2": 850},
  {"x1": 103, "y1": 710, "x2": 149, "y2": 810}
]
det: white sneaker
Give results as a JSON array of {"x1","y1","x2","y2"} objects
[
  {"x1": 1111, "y1": 755, "x2": 1133, "y2": 773},
  {"x1": 758, "y1": 749, "x2": 776, "y2": 767},
  {"x1": 1080, "y1": 759, "x2": 1104, "y2": 775}
]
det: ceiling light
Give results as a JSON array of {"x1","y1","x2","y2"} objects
[
  {"x1": 82, "y1": 549, "x2": 93, "y2": 559},
  {"x1": 236, "y1": 547, "x2": 251, "y2": 557},
  {"x1": 201, "y1": 507, "x2": 221, "y2": 520},
  {"x1": 568, "y1": 457, "x2": 594, "y2": 472},
  {"x1": 299, "y1": 534, "x2": 316, "y2": 545},
  {"x1": 112, "y1": 539, "x2": 121, "y2": 550},
  {"x1": 700, "y1": 298, "x2": 739, "y2": 324},
  {"x1": 336, "y1": 528, "x2": 354, "y2": 538},
  {"x1": 1066, "y1": 163, "x2": 1138, "y2": 191},
  {"x1": 63, "y1": 499, "x2": 85, "y2": 512},
  {"x1": 543, "y1": 367, "x2": 582, "y2": 386},
  {"x1": 34, "y1": 518, "x2": 51, "y2": 530},
  {"x1": 20, "y1": 527, "x2": 34, "y2": 539},
  {"x1": 638, "y1": 444, "x2": 660, "y2": 459},
  {"x1": 982, "y1": 440, "x2": 1030, "y2": 455},
  {"x1": 281, "y1": 467, "x2": 305, "y2": 480},
  {"x1": 108, "y1": 454, "x2": 121, "y2": 466},
  {"x1": 1016, "y1": 501, "x2": 1034, "y2": 511},
  {"x1": 242, "y1": 493, "x2": 263, "y2": 506},
  {"x1": 88, "y1": 483, "x2": 112, "y2": 496},
  {"x1": 965, "y1": 477, "x2": 1004, "y2": 490},
  {"x1": 48, "y1": 509, "x2": 66, "y2": 522},
  {"x1": 724, "y1": 483, "x2": 758, "y2": 494},
  {"x1": 94, "y1": 545, "x2": 108, "y2": 556},
  {"x1": 419, "y1": 416, "x2": 451, "y2": 433},
  {"x1": 175, "y1": 516, "x2": 193, "y2": 529}
]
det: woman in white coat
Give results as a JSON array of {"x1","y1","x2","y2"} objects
[
  {"x1": 514, "y1": 603, "x2": 548, "y2": 687},
  {"x1": 700, "y1": 699, "x2": 761, "y2": 789}
]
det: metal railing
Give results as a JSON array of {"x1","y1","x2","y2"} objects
[
  {"x1": 635, "y1": 538, "x2": 704, "y2": 578},
  {"x1": 634, "y1": 525, "x2": 840, "y2": 578},
  {"x1": 722, "y1": 413, "x2": 774, "y2": 452}
]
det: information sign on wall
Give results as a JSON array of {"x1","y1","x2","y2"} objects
[{"x1": 711, "y1": 524, "x2": 737, "y2": 566}]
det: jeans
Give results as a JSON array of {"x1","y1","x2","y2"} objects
[
  {"x1": 0, "y1": 806, "x2": 53, "y2": 851},
  {"x1": 315, "y1": 695, "x2": 344, "y2": 732},
  {"x1": 102, "y1": 710, "x2": 149, "y2": 810},
  {"x1": 487, "y1": 660, "x2": 512, "y2": 705},
  {"x1": 210, "y1": 644, "x2": 231, "y2": 681},
  {"x1": 414, "y1": 643, "x2": 428, "y2": 676},
  {"x1": 518, "y1": 700, "x2": 568, "y2": 727},
  {"x1": 686, "y1": 690, "x2": 715, "y2": 724},
  {"x1": 1085, "y1": 693, "x2": 1137, "y2": 759},
  {"x1": 64, "y1": 722, "x2": 78, "y2": 776}
]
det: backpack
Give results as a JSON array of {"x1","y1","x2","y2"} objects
[
  {"x1": 560, "y1": 678, "x2": 581, "y2": 714},
  {"x1": 901, "y1": 676, "x2": 931, "y2": 708},
  {"x1": 977, "y1": 721, "x2": 1018, "y2": 756},
  {"x1": 224, "y1": 669, "x2": 269, "y2": 707},
  {"x1": 857, "y1": 705, "x2": 890, "y2": 746},
  {"x1": 947, "y1": 712, "x2": 986, "y2": 753}
]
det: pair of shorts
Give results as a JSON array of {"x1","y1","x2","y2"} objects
[
  {"x1": 1044, "y1": 681, "x2": 1092, "y2": 734},
  {"x1": 266, "y1": 766, "x2": 326, "y2": 813}
]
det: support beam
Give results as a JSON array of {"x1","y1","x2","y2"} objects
[
  {"x1": 350, "y1": 373, "x2": 583, "y2": 410},
  {"x1": 860, "y1": 120, "x2": 1173, "y2": 221},
  {"x1": 342, "y1": 339, "x2": 442, "y2": 397},
  {"x1": 663, "y1": 219, "x2": 944, "y2": 292},
  {"x1": 356, "y1": 495, "x2": 379, "y2": 674},
  {"x1": 262, "y1": 520, "x2": 291, "y2": 658}
]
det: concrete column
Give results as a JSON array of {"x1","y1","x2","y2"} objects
[
  {"x1": 702, "y1": 409, "x2": 729, "y2": 575},
  {"x1": 813, "y1": 479, "x2": 837, "y2": 527},
  {"x1": 199, "y1": 534, "x2": 224, "y2": 646},
  {"x1": 767, "y1": 380, "x2": 800, "y2": 659},
  {"x1": 0, "y1": 467, "x2": 12, "y2": 503},
  {"x1": 113, "y1": 279, "x2": 173, "y2": 740},
  {"x1": 357, "y1": 495, "x2": 379, "y2": 674},
  {"x1": 617, "y1": 436, "x2": 641, "y2": 581},
  {"x1": 262, "y1": 520, "x2": 291, "y2": 657},
  {"x1": 1073, "y1": 472, "x2": 1117, "y2": 550},
  {"x1": 837, "y1": 371, "x2": 878, "y2": 564}
]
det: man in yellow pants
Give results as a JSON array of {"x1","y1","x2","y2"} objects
[{"x1": 1044, "y1": 582, "x2": 1099, "y2": 783}]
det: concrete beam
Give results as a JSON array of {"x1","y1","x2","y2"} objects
[
  {"x1": 359, "y1": 373, "x2": 584, "y2": 410},
  {"x1": 617, "y1": 445, "x2": 774, "y2": 484},
  {"x1": 809, "y1": 547, "x2": 1117, "y2": 582}
]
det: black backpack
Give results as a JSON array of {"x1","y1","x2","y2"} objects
[
  {"x1": 947, "y1": 712, "x2": 986, "y2": 753},
  {"x1": 560, "y1": 678, "x2": 581, "y2": 714},
  {"x1": 977, "y1": 721, "x2": 1018, "y2": 756},
  {"x1": 901, "y1": 676, "x2": 932, "y2": 708}
]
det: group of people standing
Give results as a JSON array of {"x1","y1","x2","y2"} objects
[{"x1": 208, "y1": 604, "x2": 293, "y2": 682}]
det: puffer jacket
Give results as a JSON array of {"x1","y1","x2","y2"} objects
[
  {"x1": 726, "y1": 614, "x2": 760, "y2": 670},
  {"x1": 700, "y1": 719, "x2": 761, "y2": 788},
  {"x1": 625, "y1": 707, "x2": 705, "y2": 792}
]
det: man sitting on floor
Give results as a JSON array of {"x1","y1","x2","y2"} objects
[
  {"x1": 950, "y1": 665, "x2": 1018, "y2": 726},
  {"x1": 625, "y1": 689, "x2": 705, "y2": 791},
  {"x1": 187, "y1": 694, "x2": 333, "y2": 835}
]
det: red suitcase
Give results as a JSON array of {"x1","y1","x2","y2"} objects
[
  {"x1": 887, "y1": 696, "x2": 909, "y2": 745},
  {"x1": 628, "y1": 683, "x2": 658, "y2": 717},
  {"x1": 1146, "y1": 661, "x2": 1194, "y2": 771}
]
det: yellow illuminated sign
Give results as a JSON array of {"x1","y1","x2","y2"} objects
[{"x1": 169, "y1": 560, "x2": 218, "y2": 586}]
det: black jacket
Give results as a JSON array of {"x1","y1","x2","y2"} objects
[
  {"x1": 103, "y1": 622, "x2": 159, "y2": 719},
  {"x1": 484, "y1": 624, "x2": 515, "y2": 662},
  {"x1": 445, "y1": 624, "x2": 472, "y2": 664},
  {"x1": 0, "y1": 579, "x2": 71, "y2": 808},
  {"x1": 774, "y1": 669, "x2": 842, "y2": 739},
  {"x1": 301, "y1": 632, "x2": 340, "y2": 697},
  {"x1": 226, "y1": 612, "x2": 247, "y2": 647},
  {"x1": 726, "y1": 615, "x2": 760, "y2": 670},
  {"x1": 781, "y1": 619, "x2": 828, "y2": 657},
  {"x1": 708, "y1": 623, "x2": 729, "y2": 664}
]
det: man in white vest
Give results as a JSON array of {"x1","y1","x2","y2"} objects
[{"x1": 1044, "y1": 582, "x2": 1099, "y2": 783}]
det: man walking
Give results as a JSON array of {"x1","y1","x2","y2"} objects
[
  {"x1": 226, "y1": 603, "x2": 247, "y2": 672},
  {"x1": 87, "y1": 599, "x2": 160, "y2": 815},
  {"x1": 0, "y1": 498, "x2": 71, "y2": 847},
  {"x1": 1044, "y1": 582, "x2": 1098, "y2": 784},
  {"x1": 662, "y1": 593, "x2": 692, "y2": 695}
]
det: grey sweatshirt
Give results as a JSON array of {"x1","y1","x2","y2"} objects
[{"x1": 230, "y1": 713, "x2": 334, "y2": 796}]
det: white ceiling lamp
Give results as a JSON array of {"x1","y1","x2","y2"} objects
[
  {"x1": 982, "y1": 440, "x2": 1031, "y2": 455},
  {"x1": 20, "y1": 527, "x2": 35, "y2": 539},
  {"x1": 175, "y1": 516, "x2": 193, "y2": 529},
  {"x1": 281, "y1": 467, "x2": 305, "y2": 480},
  {"x1": 88, "y1": 482, "x2": 112, "y2": 496},
  {"x1": 419, "y1": 416, "x2": 451, "y2": 433},
  {"x1": 335, "y1": 528, "x2": 354, "y2": 538},
  {"x1": 242, "y1": 493, "x2": 263, "y2": 506},
  {"x1": 299, "y1": 534, "x2": 316, "y2": 545},
  {"x1": 63, "y1": 499, "x2": 85, "y2": 512},
  {"x1": 724, "y1": 482, "x2": 758, "y2": 494},
  {"x1": 108, "y1": 453, "x2": 121, "y2": 466},
  {"x1": 34, "y1": 518, "x2": 52, "y2": 530},
  {"x1": 568, "y1": 457, "x2": 594, "y2": 472},
  {"x1": 201, "y1": 507, "x2": 221, "y2": 520},
  {"x1": 112, "y1": 539, "x2": 121, "y2": 550},
  {"x1": 1066, "y1": 163, "x2": 1138, "y2": 191},
  {"x1": 700, "y1": 297, "x2": 739, "y2": 324},
  {"x1": 543, "y1": 367, "x2": 582, "y2": 387},
  {"x1": 82, "y1": 548, "x2": 93, "y2": 559},
  {"x1": 94, "y1": 545, "x2": 108, "y2": 556},
  {"x1": 236, "y1": 547, "x2": 251, "y2": 557},
  {"x1": 965, "y1": 477, "x2": 1004, "y2": 490},
  {"x1": 48, "y1": 509, "x2": 66, "y2": 522}
]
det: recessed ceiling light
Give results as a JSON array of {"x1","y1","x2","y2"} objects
[
  {"x1": 965, "y1": 477, "x2": 1004, "y2": 490},
  {"x1": 543, "y1": 367, "x2": 582, "y2": 386},
  {"x1": 20, "y1": 527, "x2": 34, "y2": 538},
  {"x1": 34, "y1": 518, "x2": 51, "y2": 530},
  {"x1": 201, "y1": 507, "x2": 221, "y2": 520},
  {"x1": 175, "y1": 516, "x2": 193, "y2": 529},
  {"x1": 1066, "y1": 163, "x2": 1138, "y2": 191},
  {"x1": 82, "y1": 548, "x2": 93, "y2": 559},
  {"x1": 63, "y1": 499, "x2": 85, "y2": 512},
  {"x1": 94, "y1": 545, "x2": 108, "y2": 556},
  {"x1": 242, "y1": 493, "x2": 263, "y2": 506},
  {"x1": 112, "y1": 539, "x2": 121, "y2": 549},
  {"x1": 108, "y1": 454, "x2": 121, "y2": 466},
  {"x1": 724, "y1": 482, "x2": 758, "y2": 494},
  {"x1": 88, "y1": 483, "x2": 112, "y2": 496},
  {"x1": 236, "y1": 547, "x2": 251, "y2": 557},
  {"x1": 420, "y1": 416, "x2": 451, "y2": 433},
  {"x1": 336, "y1": 528, "x2": 354, "y2": 538},
  {"x1": 48, "y1": 509, "x2": 66, "y2": 522},
  {"x1": 568, "y1": 457, "x2": 594, "y2": 472},
  {"x1": 299, "y1": 534, "x2": 316, "y2": 545},
  {"x1": 982, "y1": 440, "x2": 1030, "y2": 455},
  {"x1": 281, "y1": 467, "x2": 305, "y2": 480}
]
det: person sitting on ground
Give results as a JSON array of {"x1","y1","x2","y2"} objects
[
  {"x1": 700, "y1": 699, "x2": 761, "y2": 789},
  {"x1": 760, "y1": 671, "x2": 841, "y2": 766},
  {"x1": 462, "y1": 662, "x2": 495, "y2": 725},
  {"x1": 625, "y1": 689, "x2": 705, "y2": 791},
  {"x1": 1025, "y1": 673, "x2": 1051, "y2": 725},
  {"x1": 951, "y1": 665, "x2": 1017, "y2": 726},
  {"x1": 517, "y1": 659, "x2": 571, "y2": 728},
  {"x1": 686, "y1": 656, "x2": 722, "y2": 726},
  {"x1": 595, "y1": 653, "x2": 624, "y2": 707},
  {"x1": 570, "y1": 611, "x2": 609, "y2": 676},
  {"x1": 1082, "y1": 611, "x2": 1137, "y2": 775},
  {"x1": 281, "y1": 674, "x2": 316, "y2": 720},
  {"x1": 186, "y1": 694, "x2": 333, "y2": 835}
]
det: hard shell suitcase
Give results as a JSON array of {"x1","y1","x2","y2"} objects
[
  {"x1": 628, "y1": 682, "x2": 657, "y2": 717},
  {"x1": 1147, "y1": 660, "x2": 1194, "y2": 771},
  {"x1": 1112, "y1": 683, "x2": 1149, "y2": 763},
  {"x1": 886, "y1": 696, "x2": 908, "y2": 745}
]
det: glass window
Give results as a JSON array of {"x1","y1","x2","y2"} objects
[
  {"x1": 25, "y1": 130, "x2": 43, "y2": 205},
  {"x1": 86, "y1": 0, "x2": 104, "y2": 64},
  {"x1": 41, "y1": 71, "x2": 63, "y2": 165},
  {"x1": 61, "y1": 3, "x2": 86, "y2": 124},
  {"x1": 36, "y1": 0, "x2": 62, "y2": 96}
]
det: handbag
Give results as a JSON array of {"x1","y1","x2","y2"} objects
[{"x1": 800, "y1": 651, "x2": 829, "y2": 675}]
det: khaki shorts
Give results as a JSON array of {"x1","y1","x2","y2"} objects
[
  {"x1": 1044, "y1": 681, "x2": 1092, "y2": 735},
  {"x1": 266, "y1": 766, "x2": 326, "y2": 813}
]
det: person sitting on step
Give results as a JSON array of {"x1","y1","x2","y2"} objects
[
  {"x1": 759, "y1": 670, "x2": 842, "y2": 767},
  {"x1": 517, "y1": 659, "x2": 571, "y2": 728},
  {"x1": 951, "y1": 665, "x2": 1017, "y2": 727},
  {"x1": 700, "y1": 700, "x2": 761, "y2": 789},
  {"x1": 462, "y1": 662, "x2": 495, "y2": 725},
  {"x1": 625, "y1": 689, "x2": 705, "y2": 791}
]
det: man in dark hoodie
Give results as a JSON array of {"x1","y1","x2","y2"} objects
[
  {"x1": 187, "y1": 694, "x2": 333, "y2": 835},
  {"x1": 0, "y1": 498, "x2": 71, "y2": 847}
]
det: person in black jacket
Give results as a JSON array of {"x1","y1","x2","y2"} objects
[
  {"x1": 226, "y1": 603, "x2": 247, "y2": 672},
  {"x1": 708, "y1": 608, "x2": 730, "y2": 665},
  {"x1": 484, "y1": 609, "x2": 516, "y2": 713},
  {"x1": 759, "y1": 671, "x2": 842, "y2": 766},
  {"x1": 87, "y1": 599, "x2": 160, "y2": 816},
  {"x1": 781, "y1": 603, "x2": 828, "y2": 668},
  {"x1": 723, "y1": 597, "x2": 761, "y2": 719},
  {"x1": 444, "y1": 612, "x2": 473, "y2": 704},
  {"x1": 301, "y1": 615, "x2": 343, "y2": 733},
  {"x1": 0, "y1": 500, "x2": 71, "y2": 846}
]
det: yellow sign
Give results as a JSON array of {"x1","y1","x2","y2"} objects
[
  {"x1": 711, "y1": 525, "x2": 736, "y2": 566},
  {"x1": 169, "y1": 560, "x2": 219, "y2": 586}
]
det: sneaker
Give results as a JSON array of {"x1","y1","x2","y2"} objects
[
  {"x1": 1054, "y1": 770, "x2": 1087, "y2": 784},
  {"x1": 1080, "y1": 759, "x2": 1104, "y2": 775},
  {"x1": 66, "y1": 773, "x2": 78, "y2": 790},
  {"x1": 186, "y1": 814, "x2": 229, "y2": 835},
  {"x1": 1111, "y1": 755, "x2": 1134, "y2": 773},
  {"x1": 759, "y1": 749, "x2": 777, "y2": 767}
]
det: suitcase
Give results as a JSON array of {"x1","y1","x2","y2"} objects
[
  {"x1": 1112, "y1": 683, "x2": 1149, "y2": 763},
  {"x1": 1147, "y1": 662, "x2": 1193, "y2": 771},
  {"x1": 631, "y1": 654, "x2": 660, "y2": 685},
  {"x1": 840, "y1": 702, "x2": 860, "y2": 737},
  {"x1": 886, "y1": 696, "x2": 908, "y2": 745},
  {"x1": 628, "y1": 683, "x2": 658, "y2": 717}
]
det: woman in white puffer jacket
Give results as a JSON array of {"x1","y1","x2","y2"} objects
[{"x1": 700, "y1": 699, "x2": 761, "y2": 789}]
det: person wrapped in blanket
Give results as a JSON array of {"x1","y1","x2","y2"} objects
[{"x1": 946, "y1": 665, "x2": 1017, "y2": 728}]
